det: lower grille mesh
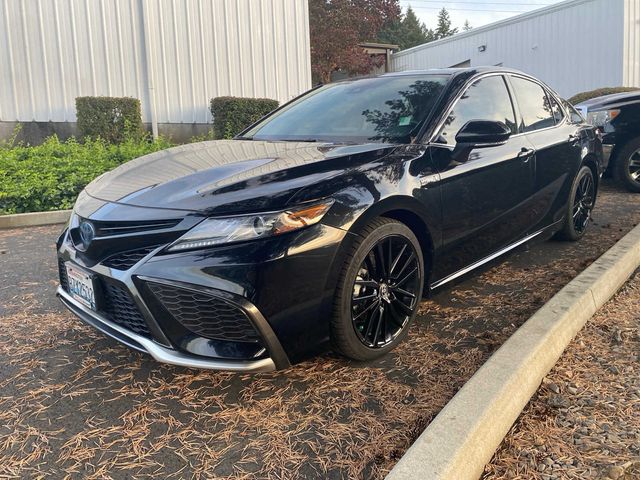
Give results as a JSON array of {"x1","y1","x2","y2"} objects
[
  {"x1": 101, "y1": 282, "x2": 151, "y2": 337},
  {"x1": 58, "y1": 259, "x2": 151, "y2": 338},
  {"x1": 58, "y1": 258, "x2": 69, "y2": 291},
  {"x1": 147, "y1": 282, "x2": 261, "y2": 343}
]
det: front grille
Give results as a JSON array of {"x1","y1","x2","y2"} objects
[
  {"x1": 147, "y1": 282, "x2": 261, "y2": 343},
  {"x1": 102, "y1": 245, "x2": 160, "y2": 270},
  {"x1": 100, "y1": 281, "x2": 151, "y2": 337},
  {"x1": 91, "y1": 218, "x2": 180, "y2": 236}
]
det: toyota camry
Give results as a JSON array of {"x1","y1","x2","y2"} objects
[{"x1": 57, "y1": 67, "x2": 604, "y2": 372}]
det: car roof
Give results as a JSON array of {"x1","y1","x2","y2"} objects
[{"x1": 381, "y1": 66, "x2": 529, "y2": 78}]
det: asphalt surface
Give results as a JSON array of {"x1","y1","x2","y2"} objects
[{"x1": 1, "y1": 180, "x2": 639, "y2": 479}]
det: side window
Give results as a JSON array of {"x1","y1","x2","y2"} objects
[
  {"x1": 562, "y1": 99, "x2": 585, "y2": 124},
  {"x1": 548, "y1": 94, "x2": 565, "y2": 124},
  {"x1": 437, "y1": 76, "x2": 517, "y2": 145},
  {"x1": 511, "y1": 77, "x2": 555, "y2": 132}
]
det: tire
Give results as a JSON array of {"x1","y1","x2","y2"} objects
[
  {"x1": 612, "y1": 137, "x2": 640, "y2": 193},
  {"x1": 331, "y1": 217, "x2": 425, "y2": 361},
  {"x1": 557, "y1": 165, "x2": 596, "y2": 241}
]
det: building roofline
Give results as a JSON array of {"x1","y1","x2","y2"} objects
[{"x1": 392, "y1": 0, "x2": 597, "y2": 58}]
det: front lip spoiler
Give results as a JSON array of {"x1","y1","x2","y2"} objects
[{"x1": 57, "y1": 286, "x2": 277, "y2": 372}]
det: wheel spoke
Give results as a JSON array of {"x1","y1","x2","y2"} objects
[
  {"x1": 352, "y1": 293, "x2": 378, "y2": 303},
  {"x1": 355, "y1": 279, "x2": 378, "y2": 289},
  {"x1": 386, "y1": 303, "x2": 407, "y2": 327},
  {"x1": 365, "y1": 307, "x2": 381, "y2": 343},
  {"x1": 391, "y1": 286, "x2": 416, "y2": 299},
  {"x1": 393, "y1": 251, "x2": 415, "y2": 281},
  {"x1": 354, "y1": 298, "x2": 379, "y2": 322},
  {"x1": 372, "y1": 306, "x2": 385, "y2": 345},
  {"x1": 395, "y1": 266, "x2": 418, "y2": 288},
  {"x1": 389, "y1": 244, "x2": 407, "y2": 276},
  {"x1": 375, "y1": 242, "x2": 387, "y2": 279},
  {"x1": 394, "y1": 299, "x2": 414, "y2": 316}
]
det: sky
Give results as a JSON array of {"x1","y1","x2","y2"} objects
[{"x1": 400, "y1": 0, "x2": 568, "y2": 31}]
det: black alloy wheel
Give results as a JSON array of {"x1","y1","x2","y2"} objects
[
  {"x1": 572, "y1": 169, "x2": 595, "y2": 235},
  {"x1": 331, "y1": 218, "x2": 424, "y2": 361},
  {"x1": 558, "y1": 165, "x2": 596, "y2": 241}
]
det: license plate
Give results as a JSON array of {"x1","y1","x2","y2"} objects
[{"x1": 65, "y1": 263, "x2": 97, "y2": 310}]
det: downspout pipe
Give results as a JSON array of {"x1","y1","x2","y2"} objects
[{"x1": 139, "y1": 0, "x2": 158, "y2": 139}]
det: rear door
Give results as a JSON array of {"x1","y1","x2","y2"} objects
[
  {"x1": 508, "y1": 75, "x2": 582, "y2": 233},
  {"x1": 428, "y1": 74, "x2": 536, "y2": 283}
]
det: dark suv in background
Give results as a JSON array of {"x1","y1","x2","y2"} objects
[{"x1": 576, "y1": 91, "x2": 640, "y2": 192}]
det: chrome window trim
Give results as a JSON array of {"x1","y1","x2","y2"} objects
[{"x1": 426, "y1": 71, "x2": 568, "y2": 147}]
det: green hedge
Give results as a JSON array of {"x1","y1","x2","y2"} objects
[
  {"x1": 0, "y1": 135, "x2": 172, "y2": 215},
  {"x1": 210, "y1": 96, "x2": 279, "y2": 139},
  {"x1": 76, "y1": 96, "x2": 144, "y2": 143},
  {"x1": 568, "y1": 87, "x2": 639, "y2": 105}
]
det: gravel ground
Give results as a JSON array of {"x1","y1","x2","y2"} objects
[
  {"x1": 483, "y1": 270, "x2": 640, "y2": 480},
  {"x1": 0, "y1": 181, "x2": 639, "y2": 479}
]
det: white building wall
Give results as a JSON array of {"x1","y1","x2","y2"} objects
[
  {"x1": 623, "y1": 0, "x2": 640, "y2": 87},
  {"x1": 391, "y1": 0, "x2": 632, "y2": 98},
  {"x1": 0, "y1": 0, "x2": 312, "y2": 124}
]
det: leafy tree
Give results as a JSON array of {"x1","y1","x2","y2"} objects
[
  {"x1": 463, "y1": 19, "x2": 472, "y2": 31},
  {"x1": 434, "y1": 7, "x2": 458, "y2": 40},
  {"x1": 309, "y1": 0, "x2": 401, "y2": 84}
]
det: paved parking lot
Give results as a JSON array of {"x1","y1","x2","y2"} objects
[{"x1": 1, "y1": 181, "x2": 639, "y2": 480}]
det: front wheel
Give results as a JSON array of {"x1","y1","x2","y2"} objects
[
  {"x1": 613, "y1": 138, "x2": 640, "y2": 193},
  {"x1": 557, "y1": 165, "x2": 596, "y2": 241},
  {"x1": 331, "y1": 218, "x2": 424, "y2": 361}
]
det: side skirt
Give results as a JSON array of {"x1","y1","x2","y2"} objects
[{"x1": 429, "y1": 222, "x2": 561, "y2": 291}]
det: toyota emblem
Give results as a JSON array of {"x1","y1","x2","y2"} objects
[{"x1": 79, "y1": 220, "x2": 96, "y2": 249}]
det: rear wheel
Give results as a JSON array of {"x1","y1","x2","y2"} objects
[
  {"x1": 557, "y1": 165, "x2": 596, "y2": 241},
  {"x1": 613, "y1": 138, "x2": 640, "y2": 193},
  {"x1": 331, "y1": 218, "x2": 424, "y2": 361}
]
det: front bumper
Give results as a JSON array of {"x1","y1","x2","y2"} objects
[
  {"x1": 57, "y1": 214, "x2": 348, "y2": 371},
  {"x1": 57, "y1": 286, "x2": 277, "y2": 372}
]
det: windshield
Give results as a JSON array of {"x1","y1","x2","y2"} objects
[{"x1": 243, "y1": 75, "x2": 450, "y2": 144}]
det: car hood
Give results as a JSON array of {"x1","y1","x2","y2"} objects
[
  {"x1": 84, "y1": 140, "x2": 395, "y2": 215},
  {"x1": 577, "y1": 91, "x2": 640, "y2": 111}
]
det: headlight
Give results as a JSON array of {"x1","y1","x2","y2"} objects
[
  {"x1": 586, "y1": 109, "x2": 620, "y2": 127},
  {"x1": 167, "y1": 200, "x2": 334, "y2": 252}
]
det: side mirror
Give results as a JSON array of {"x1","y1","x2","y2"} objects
[{"x1": 454, "y1": 120, "x2": 512, "y2": 147}]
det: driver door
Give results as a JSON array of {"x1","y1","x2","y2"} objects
[{"x1": 428, "y1": 74, "x2": 536, "y2": 283}]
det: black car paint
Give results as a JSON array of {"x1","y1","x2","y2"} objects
[
  {"x1": 58, "y1": 68, "x2": 603, "y2": 367},
  {"x1": 577, "y1": 90, "x2": 640, "y2": 170}
]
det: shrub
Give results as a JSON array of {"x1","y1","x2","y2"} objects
[
  {"x1": 76, "y1": 96, "x2": 144, "y2": 143},
  {"x1": 0, "y1": 135, "x2": 172, "y2": 215},
  {"x1": 210, "y1": 96, "x2": 279, "y2": 139},
  {"x1": 568, "y1": 87, "x2": 639, "y2": 105}
]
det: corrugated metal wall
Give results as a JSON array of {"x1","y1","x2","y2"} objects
[
  {"x1": 0, "y1": 0, "x2": 312, "y2": 124},
  {"x1": 623, "y1": 0, "x2": 640, "y2": 88},
  {"x1": 391, "y1": 0, "x2": 634, "y2": 98}
]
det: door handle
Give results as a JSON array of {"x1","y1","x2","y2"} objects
[
  {"x1": 518, "y1": 147, "x2": 535, "y2": 162},
  {"x1": 568, "y1": 134, "x2": 580, "y2": 145}
]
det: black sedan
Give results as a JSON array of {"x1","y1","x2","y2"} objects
[
  {"x1": 576, "y1": 90, "x2": 640, "y2": 192},
  {"x1": 57, "y1": 67, "x2": 604, "y2": 371}
]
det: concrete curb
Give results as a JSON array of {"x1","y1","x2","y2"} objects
[
  {"x1": 386, "y1": 222, "x2": 640, "y2": 480},
  {"x1": 0, "y1": 210, "x2": 71, "y2": 229}
]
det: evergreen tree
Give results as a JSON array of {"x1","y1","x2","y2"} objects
[
  {"x1": 434, "y1": 8, "x2": 458, "y2": 40},
  {"x1": 377, "y1": 5, "x2": 433, "y2": 50},
  {"x1": 463, "y1": 19, "x2": 472, "y2": 31}
]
